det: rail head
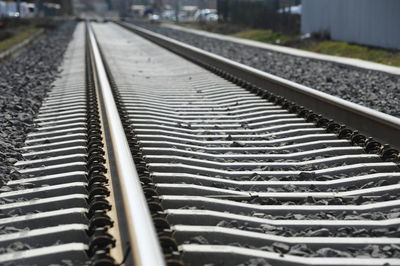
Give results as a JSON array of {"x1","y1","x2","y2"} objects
[
  {"x1": 117, "y1": 21, "x2": 400, "y2": 150},
  {"x1": 87, "y1": 22, "x2": 165, "y2": 266}
]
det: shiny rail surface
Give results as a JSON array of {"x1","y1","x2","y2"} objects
[
  {"x1": 2, "y1": 20, "x2": 400, "y2": 266},
  {"x1": 91, "y1": 22, "x2": 400, "y2": 265},
  {"x1": 87, "y1": 22, "x2": 165, "y2": 266},
  {"x1": 118, "y1": 22, "x2": 400, "y2": 151},
  {"x1": 0, "y1": 22, "x2": 165, "y2": 266}
]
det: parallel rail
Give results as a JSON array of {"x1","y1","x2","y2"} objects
[
  {"x1": 87, "y1": 22, "x2": 165, "y2": 265},
  {"x1": 1, "y1": 20, "x2": 400, "y2": 266},
  {"x1": 118, "y1": 22, "x2": 400, "y2": 150},
  {"x1": 94, "y1": 22, "x2": 400, "y2": 265}
]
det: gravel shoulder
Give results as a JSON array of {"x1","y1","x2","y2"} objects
[
  {"x1": 0, "y1": 20, "x2": 76, "y2": 187},
  {"x1": 131, "y1": 22, "x2": 400, "y2": 118}
]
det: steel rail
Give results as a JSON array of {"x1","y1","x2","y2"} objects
[
  {"x1": 87, "y1": 22, "x2": 165, "y2": 266},
  {"x1": 117, "y1": 22, "x2": 400, "y2": 150},
  {"x1": 90, "y1": 22, "x2": 400, "y2": 265}
]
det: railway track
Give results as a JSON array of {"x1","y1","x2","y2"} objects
[{"x1": 1, "y1": 21, "x2": 400, "y2": 265}]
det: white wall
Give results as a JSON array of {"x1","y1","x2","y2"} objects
[{"x1": 301, "y1": 0, "x2": 400, "y2": 50}]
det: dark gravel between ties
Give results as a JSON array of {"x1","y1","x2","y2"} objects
[
  {"x1": 0, "y1": 21, "x2": 76, "y2": 191},
  {"x1": 127, "y1": 23, "x2": 400, "y2": 259},
  {"x1": 188, "y1": 233, "x2": 400, "y2": 260},
  {"x1": 185, "y1": 222, "x2": 400, "y2": 258},
  {"x1": 132, "y1": 22, "x2": 400, "y2": 118}
]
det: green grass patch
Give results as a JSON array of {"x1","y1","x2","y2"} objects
[
  {"x1": 0, "y1": 27, "x2": 39, "y2": 53},
  {"x1": 232, "y1": 29, "x2": 296, "y2": 45},
  {"x1": 177, "y1": 22, "x2": 400, "y2": 66},
  {"x1": 180, "y1": 22, "x2": 246, "y2": 35},
  {"x1": 184, "y1": 23, "x2": 296, "y2": 44},
  {"x1": 302, "y1": 41, "x2": 400, "y2": 66}
]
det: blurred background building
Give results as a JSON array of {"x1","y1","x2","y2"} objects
[
  {"x1": 0, "y1": 0, "x2": 399, "y2": 51},
  {"x1": 217, "y1": 0, "x2": 301, "y2": 33},
  {"x1": 0, "y1": 0, "x2": 73, "y2": 17},
  {"x1": 301, "y1": 0, "x2": 400, "y2": 50}
]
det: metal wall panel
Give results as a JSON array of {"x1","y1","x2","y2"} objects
[{"x1": 301, "y1": 0, "x2": 400, "y2": 50}]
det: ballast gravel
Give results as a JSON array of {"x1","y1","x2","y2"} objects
[
  {"x1": 0, "y1": 21, "x2": 76, "y2": 191},
  {"x1": 186, "y1": 233, "x2": 400, "y2": 259},
  {"x1": 131, "y1": 22, "x2": 400, "y2": 118}
]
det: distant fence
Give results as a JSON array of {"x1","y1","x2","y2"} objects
[
  {"x1": 301, "y1": 0, "x2": 400, "y2": 50},
  {"x1": 217, "y1": 0, "x2": 301, "y2": 33}
]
